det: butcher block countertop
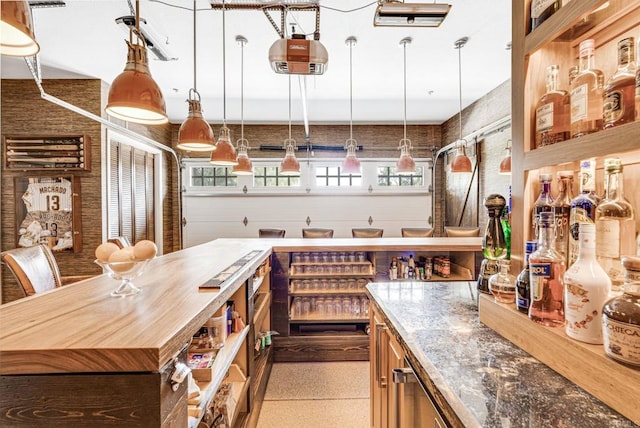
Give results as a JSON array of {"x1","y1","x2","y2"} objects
[
  {"x1": 0, "y1": 239, "x2": 272, "y2": 375},
  {"x1": 0, "y1": 237, "x2": 480, "y2": 376}
]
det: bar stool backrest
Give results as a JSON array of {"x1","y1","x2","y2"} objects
[
  {"x1": 444, "y1": 227, "x2": 480, "y2": 237},
  {"x1": 302, "y1": 228, "x2": 334, "y2": 238},
  {"x1": 0, "y1": 244, "x2": 62, "y2": 297},
  {"x1": 401, "y1": 228, "x2": 434, "y2": 237},
  {"x1": 108, "y1": 236, "x2": 133, "y2": 248},
  {"x1": 259, "y1": 229, "x2": 286, "y2": 238},
  {"x1": 352, "y1": 228, "x2": 384, "y2": 238}
]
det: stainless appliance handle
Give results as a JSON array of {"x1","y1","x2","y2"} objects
[
  {"x1": 375, "y1": 322, "x2": 387, "y2": 388},
  {"x1": 393, "y1": 367, "x2": 417, "y2": 428}
]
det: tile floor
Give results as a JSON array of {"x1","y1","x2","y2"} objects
[{"x1": 256, "y1": 361, "x2": 370, "y2": 428}]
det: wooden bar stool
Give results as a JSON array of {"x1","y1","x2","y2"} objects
[
  {"x1": 352, "y1": 228, "x2": 383, "y2": 238},
  {"x1": 302, "y1": 228, "x2": 334, "y2": 238},
  {"x1": 108, "y1": 236, "x2": 133, "y2": 248},
  {"x1": 401, "y1": 228, "x2": 434, "y2": 237},
  {"x1": 259, "y1": 229, "x2": 286, "y2": 238},
  {"x1": 1, "y1": 244, "x2": 63, "y2": 297}
]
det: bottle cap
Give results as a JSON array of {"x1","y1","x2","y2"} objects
[
  {"x1": 539, "y1": 173, "x2": 552, "y2": 182},
  {"x1": 580, "y1": 158, "x2": 595, "y2": 169},
  {"x1": 604, "y1": 157, "x2": 622, "y2": 172},
  {"x1": 483, "y1": 193, "x2": 506, "y2": 209},
  {"x1": 546, "y1": 64, "x2": 559, "y2": 72},
  {"x1": 539, "y1": 211, "x2": 554, "y2": 225},
  {"x1": 557, "y1": 170, "x2": 573, "y2": 179},
  {"x1": 622, "y1": 256, "x2": 640, "y2": 271},
  {"x1": 579, "y1": 39, "x2": 595, "y2": 54},
  {"x1": 525, "y1": 240, "x2": 538, "y2": 253}
]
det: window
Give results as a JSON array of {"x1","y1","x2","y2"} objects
[
  {"x1": 377, "y1": 166, "x2": 424, "y2": 186},
  {"x1": 254, "y1": 166, "x2": 301, "y2": 187},
  {"x1": 314, "y1": 166, "x2": 362, "y2": 187},
  {"x1": 190, "y1": 166, "x2": 237, "y2": 187}
]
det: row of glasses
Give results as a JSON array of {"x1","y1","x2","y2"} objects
[
  {"x1": 292, "y1": 251, "x2": 368, "y2": 264},
  {"x1": 293, "y1": 264, "x2": 371, "y2": 275},
  {"x1": 291, "y1": 278, "x2": 368, "y2": 292},
  {"x1": 291, "y1": 296, "x2": 370, "y2": 319}
]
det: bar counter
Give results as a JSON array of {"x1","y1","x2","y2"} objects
[{"x1": 366, "y1": 281, "x2": 636, "y2": 427}]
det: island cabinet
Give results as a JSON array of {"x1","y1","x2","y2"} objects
[
  {"x1": 0, "y1": 239, "x2": 273, "y2": 428},
  {"x1": 268, "y1": 238, "x2": 482, "y2": 362}
]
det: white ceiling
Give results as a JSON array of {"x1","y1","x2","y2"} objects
[{"x1": 1, "y1": 0, "x2": 512, "y2": 125}]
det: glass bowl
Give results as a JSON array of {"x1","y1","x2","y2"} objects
[{"x1": 95, "y1": 259, "x2": 150, "y2": 297}]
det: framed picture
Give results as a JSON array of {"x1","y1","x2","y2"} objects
[{"x1": 14, "y1": 175, "x2": 82, "y2": 253}]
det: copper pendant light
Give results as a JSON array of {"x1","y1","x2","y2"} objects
[
  {"x1": 450, "y1": 37, "x2": 472, "y2": 173},
  {"x1": 105, "y1": 0, "x2": 168, "y2": 125},
  {"x1": 499, "y1": 139, "x2": 512, "y2": 175},
  {"x1": 341, "y1": 36, "x2": 361, "y2": 175},
  {"x1": 396, "y1": 37, "x2": 416, "y2": 176},
  {"x1": 280, "y1": 76, "x2": 300, "y2": 176},
  {"x1": 232, "y1": 35, "x2": 253, "y2": 175},
  {"x1": 0, "y1": 0, "x2": 40, "y2": 57},
  {"x1": 177, "y1": 1, "x2": 215, "y2": 151},
  {"x1": 210, "y1": 2, "x2": 238, "y2": 166}
]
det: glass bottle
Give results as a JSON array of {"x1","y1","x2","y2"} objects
[
  {"x1": 477, "y1": 259, "x2": 498, "y2": 295},
  {"x1": 532, "y1": 173, "x2": 554, "y2": 240},
  {"x1": 570, "y1": 39, "x2": 604, "y2": 138},
  {"x1": 516, "y1": 241, "x2": 538, "y2": 314},
  {"x1": 568, "y1": 65, "x2": 579, "y2": 86},
  {"x1": 553, "y1": 170, "x2": 574, "y2": 265},
  {"x1": 636, "y1": 41, "x2": 640, "y2": 121},
  {"x1": 603, "y1": 37, "x2": 636, "y2": 129},
  {"x1": 534, "y1": 64, "x2": 570, "y2": 148},
  {"x1": 568, "y1": 158, "x2": 600, "y2": 267},
  {"x1": 602, "y1": 256, "x2": 640, "y2": 367},
  {"x1": 529, "y1": 211, "x2": 565, "y2": 327},
  {"x1": 596, "y1": 158, "x2": 636, "y2": 293},
  {"x1": 564, "y1": 223, "x2": 611, "y2": 344},
  {"x1": 501, "y1": 203, "x2": 511, "y2": 260},
  {"x1": 482, "y1": 194, "x2": 508, "y2": 260},
  {"x1": 489, "y1": 259, "x2": 516, "y2": 304},
  {"x1": 530, "y1": 0, "x2": 563, "y2": 32}
]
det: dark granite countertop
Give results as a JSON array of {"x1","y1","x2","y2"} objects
[{"x1": 366, "y1": 281, "x2": 638, "y2": 428}]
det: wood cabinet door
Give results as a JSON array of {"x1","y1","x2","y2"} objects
[
  {"x1": 386, "y1": 331, "x2": 405, "y2": 428},
  {"x1": 370, "y1": 308, "x2": 388, "y2": 428}
]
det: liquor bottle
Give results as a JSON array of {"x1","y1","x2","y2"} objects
[
  {"x1": 482, "y1": 194, "x2": 508, "y2": 260},
  {"x1": 596, "y1": 158, "x2": 636, "y2": 292},
  {"x1": 516, "y1": 241, "x2": 538, "y2": 314},
  {"x1": 564, "y1": 223, "x2": 611, "y2": 344},
  {"x1": 489, "y1": 259, "x2": 516, "y2": 304},
  {"x1": 530, "y1": 0, "x2": 562, "y2": 32},
  {"x1": 570, "y1": 39, "x2": 604, "y2": 138},
  {"x1": 532, "y1": 173, "x2": 554, "y2": 240},
  {"x1": 636, "y1": 41, "x2": 640, "y2": 121},
  {"x1": 529, "y1": 211, "x2": 565, "y2": 327},
  {"x1": 552, "y1": 170, "x2": 574, "y2": 265},
  {"x1": 603, "y1": 37, "x2": 637, "y2": 129},
  {"x1": 534, "y1": 64, "x2": 570, "y2": 148},
  {"x1": 568, "y1": 65, "x2": 579, "y2": 85},
  {"x1": 602, "y1": 256, "x2": 640, "y2": 367},
  {"x1": 568, "y1": 158, "x2": 600, "y2": 267},
  {"x1": 501, "y1": 204, "x2": 511, "y2": 260}
]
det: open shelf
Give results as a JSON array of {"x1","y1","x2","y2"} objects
[
  {"x1": 253, "y1": 292, "x2": 271, "y2": 328},
  {"x1": 290, "y1": 316, "x2": 369, "y2": 323},
  {"x1": 290, "y1": 272, "x2": 374, "y2": 279},
  {"x1": 478, "y1": 294, "x2": 640, "y2": 425},
  {"x1": 252, "y1": 266, "x2": 271, "y2": 297},
  {"x1": 188, "y1": 326, "x2": 249, "y2": 428},
  {"x1": 290, "y1": 289, "x2": 366, "y2": 296}
]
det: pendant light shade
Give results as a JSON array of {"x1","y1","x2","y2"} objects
[
  {"x1": 210, "y1": 126, "x2": 238, "y2": 166},
  {"x1": 451, "y1": 37, "x2": 472, "y2": 173},
  {"x1": 177, "y1": 2, "x2": 215, "y2": 151},
  {"x1": 106, "y1": 1, "x2": 167, "y2": 125},
  {"x1": 396, "y1": 37, "x2": 416, "y2": 175},
  {"x1": 1, "y1": 0, "x2": 40, "y2": 56},
  {"x1": 498, "y1": 139, "x2": 512, "y2": 175},
  {"x1": 280, "y1": 138, "x2": 301, "y2": 176},
  {"x1": 342, "y1": 36, "x2": 362, "y2": 175},
  {"x1": 177, "y1": 96, "x2": 216, "y2": 151},
  {"x1": 450, "y1": 141, "x2": 472, "y2": 173}
]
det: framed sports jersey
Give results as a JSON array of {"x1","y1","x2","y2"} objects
[{"x1": 14, "y1": 175, "x2": 83, "y2": 253}]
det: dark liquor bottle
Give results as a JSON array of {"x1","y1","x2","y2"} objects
[
  {"x1": 532, "y1": 173, "x2": 554, "y2": 240},
  {"x1": 516, "y1": 241, "x2": 537, "y2": 314},
  {"x1": 529, "y1": 212, "x2": 565, "y2": 327},
  {"x1": 602, "y1": 256, "x2": 640, "y2": 366},
  {"x1": 568, "y1": 158, "x2": 600, "y2": 267},
  {"x1": 603, "y1": 37, "x2": 636, "y2": 129},
  {"x1": 530, "y1": 0, "x2": 563, "y2": 32}
]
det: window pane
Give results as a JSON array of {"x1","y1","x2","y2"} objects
[
  {"x1": 204, "y1": 177, "x2": 215, "y2": 186},
  {"x1": 328, "y1": 177, "x2": 339, "y2": 186},
  {"x1": 266, "y1": 177, "x2": 277, "y2": 186},
  {"x1": 193, "y1": 177, "x2": 203, "y2": 186},
  {"x1": 203, "y1": 167, "x2": 214, "y2": 176},
  {"x1": 351, "y1": 177, "x2": 363, "y2": 186}
]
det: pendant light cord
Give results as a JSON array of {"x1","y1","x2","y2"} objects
[
  {"x1": 458, "y1": 42, "x2": 462, "y2": 142},
  {"x1": 240, "y1": 37, "x2": 244, "y2": 139},
  {"x1": 193, "y1": 0, "x2": 197, "y2": 92},
  {"x1": 349, "y1": 39, "x2": 353, "y2": 141},
  {"x1": 288, "y1": 75, "x2": 292, "y2": 140},
  {"x1": 403, "y1": 39, "x2": 407, "y2": 142},
  {"x1": 222, "y1": 0, "x2": 227, "y2": 124}
]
